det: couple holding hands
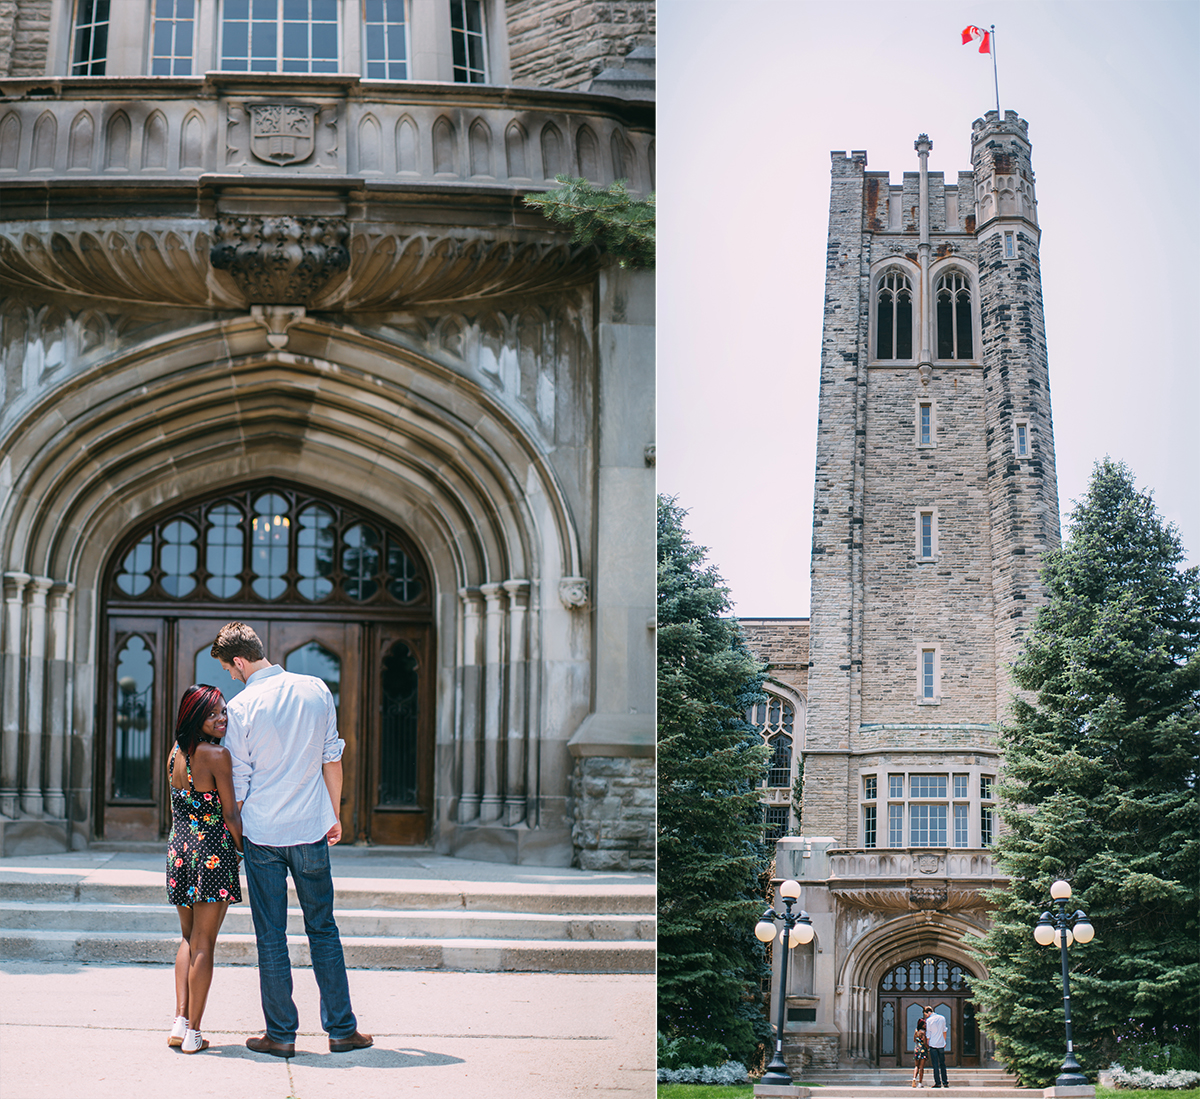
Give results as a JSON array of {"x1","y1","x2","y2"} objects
[{"x1": 165, "y1": 621, "x2": 373, "y2": 1058}]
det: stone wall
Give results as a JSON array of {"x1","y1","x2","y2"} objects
[
  {"x1": 570, "y1": 756, "x2": 654, "y2": 871},
  {"x1": 740, "y1": 618, "x2": 809, "y2": 700},
  {"x1": 0, "y1": 0, "x2": 49, "y2": 77},
  {"x1": 507, "y1": 0, "x2": 654, "y2": 90},
  {"x1": 783, "y1": 1034, "x2": 840, "y2": 1073}
]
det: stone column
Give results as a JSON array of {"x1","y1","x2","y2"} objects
[
  {"x1": 477, "y1": 582, "x2": 506, "y2": 823},
  {"x1": 915, "y1": 134, "x2": 933, "y2": 367},
  {"x1": 1, "y1": 572, "x2": 30, "y2": 817},
  {"x1": 456, "y1": 588, "x2": 484, "y2": 823},
  {"x1": 43, "y1": 582, "x2": 74, "y2": 819},
  {"x1": 502, "y1": 579, "x2": 530, "y2": 825},
  {"x1": 21, "y1": 577, "x2": 52, "y2": 816}
]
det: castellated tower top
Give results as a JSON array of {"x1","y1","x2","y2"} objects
[{"x1": 971, "y1": 109, "x2": 1037, "y2": 229}]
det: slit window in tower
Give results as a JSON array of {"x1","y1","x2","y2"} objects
[
  {"x1": 876, "y1": 270, "x2": 913, "y2": 360},
  {"x1": 1015, "y1": 420, "x2": 1029, "y2": 457},
  {"x1": 919, "y1": 511, "x2": 934, "y2": 559},
  {"x1": 919, "y1": 402, "x2": 933, "y2": 445},
  {"x1": 921, "y1": 648, "x2": 936, "y2": 700},
  {"x1": 1004, "y1": 231, "x2": 1015, "y2": 258},
  {"x1": 936, "y1": 272, "x2": 973, "y2": 360}
]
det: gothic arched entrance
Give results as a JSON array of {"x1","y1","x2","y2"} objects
[
  {"x1": 877, "y1": 956, "x2": 980, "y2": 1069},
  {"x1": 99, "y1": 481, "x2": 434, "y2": 846}
]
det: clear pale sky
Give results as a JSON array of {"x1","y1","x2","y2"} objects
[{"x1": 656, "y1": 0, "x2": 1200, "y2": 617}]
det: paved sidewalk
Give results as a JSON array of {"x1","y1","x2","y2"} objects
[
  {"x1": 0, "y1": 847, "x2": 656, "y2": 1097},
  {"x1": 0, "y1": 962, "x2": 654, "y2": 1099}
]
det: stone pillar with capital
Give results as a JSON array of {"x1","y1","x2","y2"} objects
[
  {"x1": 43, "y1": 582, "x2": 75, "y2": 820},
  {"x1": 456, "y1": 588, "x2": 484, "y2": 823},
  {"x1": 21, "y1": 577, "x2": 53, "y2": 816},
  {"x1": 502, "y1": 579, "x2": 531, "y2": 826},
  {"x1": 478, "y1": 582, "x2": 507, "y2": 823},
  {"x1": 1, "y1": 573, "x2": 31, "y2": 818}
]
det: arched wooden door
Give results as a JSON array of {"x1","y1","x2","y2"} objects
[
  {"x1": 877, "y1": 956, "x2": 980, "y2": 1068},
  {"x1": 98, "y1": 483, "x2": 433, "y2": 845}
]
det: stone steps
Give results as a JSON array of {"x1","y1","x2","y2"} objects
[{"x1": 0, "y1": 864, "x2": 656, "y2": 973}]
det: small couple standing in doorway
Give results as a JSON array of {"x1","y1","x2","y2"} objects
[{"x1": 166, "y1": 621, "x2": 373, "y2": 1058}]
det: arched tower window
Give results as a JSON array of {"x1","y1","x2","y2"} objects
[
  {"x1": 876, "y1": 269, "x2": 913, "y2": 360},
  {"x1": 747, "y1": 691, "x2": 798, "y2": 842},
  {"x1": 935, "y1": 272, "x2": 973, "y2": 360}
]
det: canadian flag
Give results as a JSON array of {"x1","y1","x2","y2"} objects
[{"x1": 961, "y1": 25, "x2": 991, "y2": 53}]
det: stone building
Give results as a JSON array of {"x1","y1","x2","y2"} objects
[
  {"x1": 749, "y1": 110, "x2": 1060, "y2": 1073},
  {"x1": 0, "y1": 0, "x2": 655, "y2": 870}
]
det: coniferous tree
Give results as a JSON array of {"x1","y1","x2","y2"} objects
[
  {"x1": 657, "y1": 495, "x2": 772, "y2": 1065},
  {"x1": 971, "y1": 459, "x2": 1200, "y2": 1085},
  {"x1": 523, "y1": 176, "x2": 655, "y2": 268}
]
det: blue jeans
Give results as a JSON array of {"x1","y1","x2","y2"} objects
[
  {"x1": 929, "y1": 1046, "x2": 948, "y2": 1086},
  {"x1": 242, "y1": 838, "x2": 357, "y2": 1043}
]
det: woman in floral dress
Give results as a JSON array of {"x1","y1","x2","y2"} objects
[
  {"x1": 912, "y1": 1015, "x2": 929, "y2": 1087},
  {"x1": 166, "y1": 684, "x2": 243, "y2": 1053}
]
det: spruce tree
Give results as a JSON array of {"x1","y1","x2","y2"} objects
[
  {"x1": 656, "y1": 495, "x2": 772, "y2": 1065},
  {"x1": 971, "y1": 459, "x2": 1200, "y2": 1085},
  {"x1": 523, "y1": 176, "x2": 655, "y2": 268}
]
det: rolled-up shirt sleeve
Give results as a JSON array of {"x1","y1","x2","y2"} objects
[
  {"x1": 226, "y1": 705, "x2": 252, "y2": 802},
  {"x1": 321, "y1": 684, "x2": 345, "y2": 764}
]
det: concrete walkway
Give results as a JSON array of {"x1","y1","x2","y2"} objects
[{"x1": 0, "y1": 847, "x2": 656, "y2": 1098}]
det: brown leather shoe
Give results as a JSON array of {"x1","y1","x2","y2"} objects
[
  {"x1": 329, "y1": 1030, "x2": 373, "y2": 1052},
  {"x1": 246, "y1": 1034, "x2": 295, "y2": 1058}
]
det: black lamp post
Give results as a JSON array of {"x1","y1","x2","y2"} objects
[
  {"x1": 754, "y1": 879, "x2": 814, "y2": 1086},
  {"x1": 1033, "y1": 879, "x2": 1095, "y2": 1087}
]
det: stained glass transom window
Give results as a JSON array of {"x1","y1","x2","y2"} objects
[{"x1": 110, "y1": 485, "x2": 428, "y2": 609}]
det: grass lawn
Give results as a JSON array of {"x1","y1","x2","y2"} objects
[{"x1": 1096, "y1": 1091, "x2": 1200, "y2": 1099}]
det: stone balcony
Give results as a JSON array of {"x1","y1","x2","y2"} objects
[{"x1": 0, "y1": 75, "x2": 653, "y2": 309}]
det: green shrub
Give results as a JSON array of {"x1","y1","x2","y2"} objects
[{"x1": 657, "y1": 1031, "x2": 731, "y2": 1070}]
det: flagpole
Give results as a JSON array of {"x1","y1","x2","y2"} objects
[{"x1": 991, "y1": 24, "x2": 1000, "y2": 115}]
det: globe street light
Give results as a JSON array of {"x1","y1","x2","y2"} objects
[
  {"x1": 754, "y1": 879, "x2": 815, "y2": 1086},
  {"x1": 1033, "y1": 879, "x2": 1095, "y2": 1087}
]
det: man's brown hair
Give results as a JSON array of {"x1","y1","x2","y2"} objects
[{"x1": 211, "y1": 621, "x2": 265, "y2": 663}]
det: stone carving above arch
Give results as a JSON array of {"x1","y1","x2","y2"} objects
[
  {"x1": 0, "y1": 224, "x2": 598, "y2": 310},
  {"x1": 469, "y1": 118, "x2": 492, "y2": 178},
  {"x1": 143, "y1": 111, "x2": 168, "y2": 169},
  {"x1": 432, "y1": 116, "x2": 457, "y2": 176},
  {"x1": 32, "y1": 111, "x2": 57, "y2": 170},
  {"x1": 540, "y1": 122, "x2": 564, "y2": 180},
  {"x1": 68, "y1": 111, "x2": 94, "y2": 170},
  {"x1": 576, "y1": 124, "x2": 599, "y2": 181},
  {"x1": 210, "y1": 216, "x2": 350, "y2": 305},
  {"x1": 105, "y1": 111, "x2": 130, "y2": 170},
  {"x1": 395, "y1": 114, "x2": 419, "y2": 174},
  {"x1": 505, "y1": 121, "x2": 528, "y2": 180},
  {"x1": 0, "y1": 112, "x2": 20, "y2": 171}
]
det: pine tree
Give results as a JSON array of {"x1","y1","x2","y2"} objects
[
  {"x1": 523, "y1": 176, "x2": 655, "y2": 268},
  {"x1": 656, "y1": 495, "x2": 772, "y2": 1065},
  {"x1": 971, "y1": 459, "x2": 1200, "y2": 1085}
]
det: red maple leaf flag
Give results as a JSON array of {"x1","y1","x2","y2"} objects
[{"x1": 962, "y1": 25, "x2": 991, "y2": 53}]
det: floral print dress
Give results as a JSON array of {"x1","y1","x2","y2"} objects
[{"x1": 166, "y1": 745, "x2": 242, "y2": 907}]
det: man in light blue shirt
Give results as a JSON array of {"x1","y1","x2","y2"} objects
[{"x1": 214, "y1": 621, "x2": 372, "y2": 1058}]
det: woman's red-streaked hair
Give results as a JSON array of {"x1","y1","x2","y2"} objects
[{"x1": 175, "y1": 684, "x2": 225, "y2": 756}]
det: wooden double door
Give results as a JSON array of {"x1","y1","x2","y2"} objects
[
  {"x1": 102, "y1": 614, "x2": 433, "y2": 846},
  {"x1": 876, "y1": 957, "x2": 980, "y2": 1068}
]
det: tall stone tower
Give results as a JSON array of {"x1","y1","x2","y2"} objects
[{"x1": 771, "y1": 111, "x2": 1061, "y2": 1073}]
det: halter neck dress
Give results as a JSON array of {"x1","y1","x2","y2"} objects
[{"x1": 166, "y1": 744, "x2": 242, "y2": 907}]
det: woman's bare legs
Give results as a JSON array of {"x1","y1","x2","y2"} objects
[
  {"x1": 174, "y1": 906, "x2": 193, "y2": 1020},
  {"x1": 182, "y1": 901, "x2": 230, "y2": 1033}
]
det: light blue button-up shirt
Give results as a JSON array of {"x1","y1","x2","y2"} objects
[{"x1": 225, "y1": 664, "x2": 345, "y2": 847}]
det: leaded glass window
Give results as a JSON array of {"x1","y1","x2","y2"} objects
[
  {"x1": 764, "y1": 804, "x2": 789, "y2": 842},
  {"x1": 113, "y1": 635, "x2": 154, "y2": 799},
  {"x1": 109, "y1": 485, "x2": 428, "y2": 609},
  {"x1": 875, "y1": 269, "x2": 913, "y2": 360},
  {"x1": 936, "y1": 271, "x2": 974, "y2": 360}
]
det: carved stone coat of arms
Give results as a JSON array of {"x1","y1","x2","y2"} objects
[{"x1": 250, "y1": 104, "x2": 318, "y2": 165}]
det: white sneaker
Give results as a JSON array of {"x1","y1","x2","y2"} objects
[
  {"x1": 180, "y1": 1028, "x2": 208, "y2": 1054},
  {"x1": 169, "y1": 1016, "x2": 188, "y2": 1048}
]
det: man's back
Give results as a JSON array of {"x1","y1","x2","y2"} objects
[
  {"x1": 226, "y1": 665, "x2": 342, "y2": 846},
  {"x1": 926, "y1": 1011, "x2": 947, "y2": 1048}
]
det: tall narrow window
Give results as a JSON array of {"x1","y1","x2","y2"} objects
[
  {"x1": 72, "y1": 0, "x2": 110, "y2": 74},
  {"x1": 764, "y1": 805, "x2": 789, "y2": 842},
  {"x1": 1004, "y1": 231, "x2": 1015, "y2": 258},
  {"x1": 876, "y1": 269, "x2": 913, "y2": 360},
  {"x1": 954, "y1": 803, "x2": 970, "y2": 847},
  {"x1": 450, "y1": 0, "x2": 487, "y2": 83},
  {"x1": 1015, "y1": 420, "x2": 1029, "y2": 457},
  {"x1": 151, "y1": 0, "x2": 195, "y2": 75},
  {"x1": 919, "y1": 402, "x2": 933, "y2": 446},
  {"x1": 379, "y1": 640, "x2": 420, "y2": 804},
  {"x1": 864, "y1": 805, "x2": 877, "y2": 848},
  {"x1": 918, "y1": 511, "x2": 935, "y2": 560},
  {"x1": 113, "y1": 635, "x2": 154, "y2": 799},
  {"x1": 921, "y1": 648, "x2": 936, "y2": 700},
  {"x1": 935, "y1": 272, "x2": 973, "y2": 360},
  {"x1": 364, "y1": 0, "x2": 408, "y2": 79},
  {"x1": 888, "y1": 802, "x2": 904, "y2": 848}
]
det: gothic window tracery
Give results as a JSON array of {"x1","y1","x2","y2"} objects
[
  {"x1": 935, "y1": 271, "x2": 974, "y2": 360},
  {"x1": 875, "y1": 269, "x2": 913, "y2": 360},
  {"x1": 110, "y1": 484, "x2": 428, "y2": 609}
]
